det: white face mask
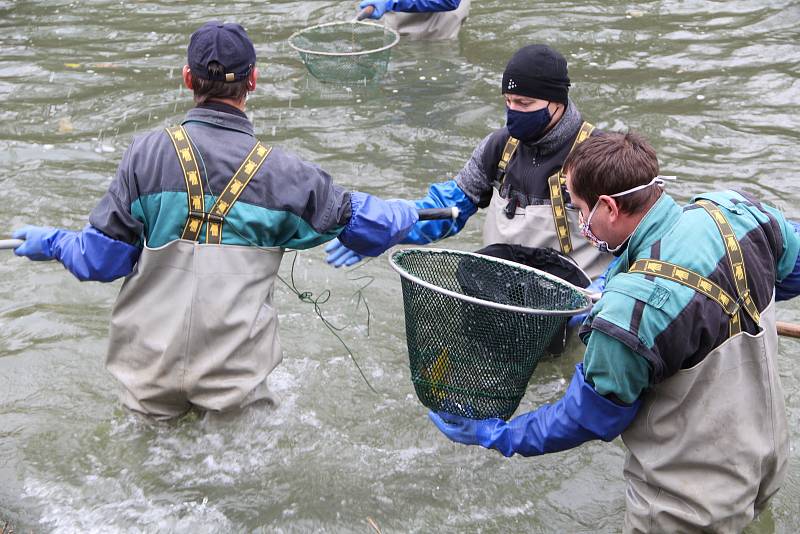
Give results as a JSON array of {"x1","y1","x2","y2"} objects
[{"x1": 578, "y1": 176, "x2": 676, "y2": 254}]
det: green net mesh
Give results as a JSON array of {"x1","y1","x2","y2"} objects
[
  {"x1": 288, "y1": 21, "x2": 399, "y2": 84},
  {"x1": 390, "y1": 249, "x2": 591, "y2": 420}
]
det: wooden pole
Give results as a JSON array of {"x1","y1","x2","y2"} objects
[{"x1": 777, "y1": 321, "x2": 800, "y2": 339}]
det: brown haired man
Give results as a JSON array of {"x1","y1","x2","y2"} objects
[{"x1": 429, "y1": 131, "x2": 800, "y2": 532}]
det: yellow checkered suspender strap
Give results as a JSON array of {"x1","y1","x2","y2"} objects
[
  {"x1": 627, "y1": 201, "x2": 758, "y2": 337},
  {"x1": 496, "y1": 136, "x2": 519, "y2": 175},
  {"x1": 628, "y1": 259, "x2": 744, "y2": 336},
  {"x1": 165, "y1": 126, "x2": 272, "y2": 244},
  {"x1": 496, "y1": 121, "x2": 595, "y2": 255},
  {"x1": 695, "y1": 200, "x2": 760, "y2": 325},
  {"x1": 547, "y1": 121, "x2": 595, "y2": 254},
  {"x1": 204, "y1": 140, "x2": 272, "y2": 244},
  {"x1": 166, "y1": 125, "x2": 206, "y2": 241}
]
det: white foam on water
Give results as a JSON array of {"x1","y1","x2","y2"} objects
[{"x1": 24, "y1": 474, "x2": 233, "y2": 533}]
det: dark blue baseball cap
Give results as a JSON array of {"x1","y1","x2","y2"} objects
[{"x1": 188, "y1": 21, "x2": 256, "y2": 82}]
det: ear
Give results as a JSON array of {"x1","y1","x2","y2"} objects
[
  {"x1": 598, "y1": 194, "x2": 621, "y2": 222},
  {"x1": 182, "y1": 65, "x2": 193, "y2": 90},
  {"x1": 247, "y1": 66, "x2": 258, "y2": 92}
]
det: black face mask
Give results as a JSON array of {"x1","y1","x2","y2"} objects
[{"x1": 505, "y1": 104, "x2": 551, "y2": 142}]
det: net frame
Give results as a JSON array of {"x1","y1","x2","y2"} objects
[
  {"x1": 389, "y1": 247, "x2": 593, "y2": 420},
  {"x1": 288, "y1": 20, "x2": 400, "y2": 83},
  {"x1": 389, "y1": 248, "x2": 593, "y2": 317}
]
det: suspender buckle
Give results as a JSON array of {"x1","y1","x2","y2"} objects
[
  {"x1": 189, "y1": 211, "x2": 224, "y2": 224},
  {"x1": 733, "y1": 289, "x2": 751, "y2": 315},
  {"x1": 206, "y1": 212, "x2": 224, "y2": 224}
]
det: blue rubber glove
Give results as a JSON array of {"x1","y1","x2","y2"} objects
[
  {"x1": 776, "y1": 220, "x2": 800, "y2": 301},
  {"x1": 338, "y1": 192, "x2": 418, "y2": 257},
  {"x1": 13, "y1": 225, "x2": 139, "y2": 282},
  {"x1": 325, "y1": 239, "x2": 364, "y2": 268},
  {"x1": 12, "y1": 226, "x2": 59, "y2": 261},
  {"x1": 359, "y1": 0, "x2": 460, "y2": 18},
  {"x1": 429, "y1": 363, "x2": 640, "y2": 457},
  {"x1": 359, "y1": 0, "x2": 393, "y2": 18},
  {"x1": 567, "y1": 255, "x2": 621, "y2": 328},
  {"x1": 401, "y1": 180, "x2": 477, "y2": 245}
]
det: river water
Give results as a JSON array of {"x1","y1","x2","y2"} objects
[{"x1": 1, "y1": 1, "x2": 799, "y2": 532}]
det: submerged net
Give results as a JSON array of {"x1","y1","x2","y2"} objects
[
  {"x1": 390, "y1": 248, "x2": 591, "y2": 420},
  {"x1": 288, "y1": 21, "x2": 399, "y2": 84}
]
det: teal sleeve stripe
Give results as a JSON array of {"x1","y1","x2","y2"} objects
[
  {"x1": 758, "y1": 203, "x2": 800, "y2": 281},
  {"x1": 583, "y1": 329, "x2": 651, "y2": 404},
  {"x1": 131, "y1": 191, "x2": 343, "y2": 248}
]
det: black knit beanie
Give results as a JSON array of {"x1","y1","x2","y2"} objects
[{"x1": 502, "y1": 44, "x2": 570, "y2": 103}]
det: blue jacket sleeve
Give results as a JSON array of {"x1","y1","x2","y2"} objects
[
  {"x1": 401, "y1": 180, "x2": 478, "y2": 244},
  {"x1": 430, "y1": 363, "x2": 641, "y2": 457},
  {"x1": 394, "y1": 0, "x2": 460, "y2": 12},
  {"x1": 776, "y1": 220, "x2": 800, "y2": 301},
  {"x1": 14, "y1": 225, "x2": 140, "y2": 282},
  {"x1": 338, "y1": 191, "x2": 419, "y2": 256}
]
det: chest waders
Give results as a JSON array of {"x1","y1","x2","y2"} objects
[
  {"x1": 620, "y1": 200, "x2": 788, "y2": 533},
  {"x1": 384, "y1": 0, "x2": 470, "y2": 40},
  {"x1": 482, "y1": 122, "x2": 611, "y2": 280},
  {"x1": 106, "y1": 126, "x2": 285, "y2": 419}
]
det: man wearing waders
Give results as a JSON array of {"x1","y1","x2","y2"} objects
[
  {"x1": 357, "y1": 0, "x2": 470, "y2": 40},
  {"x1": 326, "y1": 44, "x2": 612, "y2": 282},
  {"x1": 11, "y1": 21, "x2": 419, "y2": 420},
  {"x1": 429, "y1": 131, "x2": 800, "y2": 532}
]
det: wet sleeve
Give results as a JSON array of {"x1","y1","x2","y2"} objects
[
  {"x1": 583, "y1": 329, "x2": 651, "y2": 405},
  {"x1": 453, "y1": 134, "x2": 495, "y2": 209},
  {"x1": 394, "y1": 0, "x2": 460, "y2": 12},
  {"x1": 776, "y1": 220, "x2": 800, "y2": 301},
  {"x1": 774, "y1": 219, "x2": 800, "y2": 282},
  {"x1": 50, "y1": 225, "x2": 140, "y2": 282},
  {"x1": 88, "y1": 140, "x2": 146, "y2": 247}
]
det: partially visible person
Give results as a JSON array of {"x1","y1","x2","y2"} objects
[
  {"x1": 429, "y1": 131, "x2": 800, "y2": 532},
  {"x1": 327, "y1": 44, "x2": 612, "y2": 282},
  {"x1": 12, "y1": 21, "x2": 418, "y2": 420},
  {"x1": 358, "y1": 0, "x2": 470, "y2": 40}
]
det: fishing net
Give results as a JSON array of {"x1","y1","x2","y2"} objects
[
  {"x1": 389, "y1": 248, "x2": 591, "y2": 420},
  {"x1": 288, "y1": 21, "x2": 400, "y2": 84}
]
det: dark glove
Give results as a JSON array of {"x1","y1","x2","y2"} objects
[
  {"x1": 325, "y1": 239, "x2": 364, "y2": 268},
  {"x1": 429, "y1": 363, "x2": 641, "y2": 457}
]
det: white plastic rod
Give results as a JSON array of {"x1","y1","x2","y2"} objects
[{"x1": 0, "y1": 239, "x2": 23, "y2": 250}]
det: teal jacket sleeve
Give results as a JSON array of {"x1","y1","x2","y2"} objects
[
  {"x1": 776, "y1": 220, "x2": 800, "y2": 301},
  {"x1": 583, "y1": 329, "x2": 652, "y2": 405}
]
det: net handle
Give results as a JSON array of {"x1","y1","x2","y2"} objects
[
  {"x1": 287, "y1": 21, "x2": 400, "y2": 57},
  {"x1": 0, "y1": 238, "x2": 23, "y2": 251},
  {"x1": 388, "y1": 247, "x2": 593, "y2": 317},
  {"x1": 418, "y1": 207, "x2": 459, "y2": 221}
]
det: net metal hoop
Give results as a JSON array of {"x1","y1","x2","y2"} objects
[
  {"x1": 288, "y1": 21, "x2": 400, "y2": 57},
  {"x1": 389, "y1": 248, "x2": 593, "y2": 317}
]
